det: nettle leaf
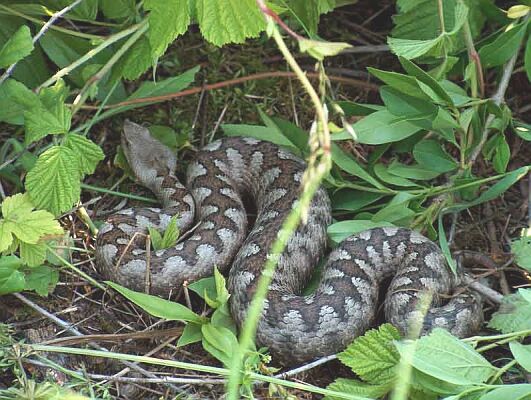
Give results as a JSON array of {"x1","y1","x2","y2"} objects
[
  {"x1": 106, "y1": 281, "x2": 204, "y2": 324},
  {"x1": 0, "y1": 255, "x2": 25, "y2": 295},
  {"x1": 397, "y1": 329, "x2": 495, "y2": 386},
  {"x1": 63, "y1": 133, "x2": 104, "y2": 175},
  {"x1": 489, "y1": 290, "x2": 531, "y2": 333},
  {"x1": 195, "y1": 0, "x2": 265, "y2": 46},
  {"x1": 0, "y1": 25, "x2": 33, "y2": 68},
  {"x1": 479, "y1": 21, "x2": 529, "y2": 68},
  {"x1": 0, "y1": 193, "x2": 62, "y2": 246},
  {"x1": 24, "y1": 265, "x2": 59, "y2": 296},
  {"x1": 337, "y1": 324, "x2": 400, "y2": 384},
  {"x1": 509, "y1": 342, "x2": 531, "y2": 373},
  {"x1": 388, "y1": 0, "x2": 468, "y2": 59},
  {"x1": 25, "y1": 145, "x2": 81, "y2": 215},
  {"x1": 144, "y1": 0, "x2": 190, "y2": 58}
]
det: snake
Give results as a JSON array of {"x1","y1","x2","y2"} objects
[{"x1": 95, "y1": 120, "x2": 483, "y2": 364}]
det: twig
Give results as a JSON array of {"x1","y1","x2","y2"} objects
[
  {"x1": 0, "y1": 0, "x2": 85, "y2": 85},
  {"x1": 12, "y1": 293, "x2": 184, "y2": 394},
  {"x1": 467, "y1": 33, "x2": 525, "y2": 166},
  {"x1": 77, "y1": 71, "x2": 379, "y2": 111},
  {"x1": 273, "y1": 354, "x2": 337, "y2": 380}
]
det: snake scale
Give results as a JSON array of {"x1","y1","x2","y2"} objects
[{"x1": 95, "y1": 121, "x2": 482, "y2": 364}]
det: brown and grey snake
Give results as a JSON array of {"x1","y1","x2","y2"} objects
[{"x1": 95, "y1": 121, "x2": 482, "y2": 364}]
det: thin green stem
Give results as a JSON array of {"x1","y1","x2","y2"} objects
[
  {"x1": 0, "y1": 4, "x2": 101, "y2": 40},
  {"x1": 25, "y1": 345, "x2": 366, "y2": 400},
  {"x1": 71, "y1": 21, "x2": 149, "y2": 115},
  {"x1": 38, "y1": 22, "x2": 146, "y2": 91},
  {"x1": 437, "y1": 0, "x2": 446, "y2": 33},
  {"x1": 45, "y1": 245, "x2": 106, "y2": 291},
  {"x1": 488, "y1": 359, "x2": 517, "y2": 384},
  {"x1": 227, "y1": 3, "x2": 332, "y2": 398},
  {"x1": 81, "y1": 183, "x2": 158, "y2": 204}
]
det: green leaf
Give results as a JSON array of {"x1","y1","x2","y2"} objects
[
  {"x1": 368, "y1": 68, "x2": 431, "y2": 100},
  {"x1": 479, "y1": 21, "x2": 528, "y2": 68},
  {"x1": 1, "y1": 193, "x2": 63, "y2": 244},
  {"x1": 25, "y1": 145, "x2": 81, "y2": 215},
  {"x1": 106, "y1": 281, "x2": 204, "y2": 324},
  {"x1": 445, "y1": 166, "x2": 529, "y2": 214},
  {"x1": 63, "y1": 133, "x2": 104, "y2": 175},
  {"x1": 325, "y1": 378, "x2": 391, "y2": 400},
  {"x1": 479, "y1": 384, "x2": 531, "y2": 400},
  {"x1": 0, "y1": 255, "x2": 25, "y2": 295},
  {"x1": 102, "y1": 67, "x2": 199, "y2": 118},
  {"x1": 201, "y1": 323, "x2": 239, "y2": 367},
  {"x1": 331, "y1": 190, "x2": 383, "y2": 212},
  {"x1": 511, "y1": 233, "x2": 531, "y2": 272},
  {"x1": 100, "y1": 0, "x2": 136, "y2": 18},
  {"x1": 525, "y1": 36, "x2": 531, "y2": 82},
  {"x1": 223, "y1": 124, "x2": 298, "y2": 152},
  {"x1": 338, "y1": 324, "x2": 400, "y2": 384},
  {"x1": 147, "y1": 226, "x2": 163, "y2": 250},
  {"x1": 388, "y1": 1, "x2": 468, "y2": 59},
  {"x1": 413, "y1": 140, "x2": 457, "y2": 173},
  {"x1": 380, "y1": 86, "x2": 438, "y2": 119},
  {"x1": 19, "y1": 242, "x2": 47, "y2": 267},
  {"x1": 299, "y1": 38, "x2": 351, "y2": 60},
  {"x1": 144, "y1": 0, "x2": 190, "y2": 58},
  {"x1": 195, "y1": 0, "x2": 265, "y2": 46},
  {"x1": 3, "y1": 78, "x2": 40, "y2": 110},
  {"x1": 188, "y1": 276, "x2": 217, "y2": 302},
  {"x1": 374, "y1": 163, "x2": 420, "y2": 187},
  {"x1": 213, "y1": 266, "x2": 230, "y2": 305},
  {"x1": 492, "y1": 135, "x2": 510, "y2": 174},
  {"x1": 387, "y1": 161, "x2": 441, "y2": 180},
  {"x1": 0, "y1": 220, "x2": 14, "y2": 253},
  {"x1": 489, "y1": 290, "x2": 531, "y2": 334},
  {"x1": 509, "y1": 342, "x2": 531, "y2": 372},
  {"x1": 0, "y1": 25, "x2": 33, "y2": 68},
  {"x1": 177, "y1": 322, "x2": 203, "y2": 347},
  {"x1": 352, "y1": 110, "x2": 422, "y2": 145},
  {"x1": 24, "y1": 265, "x2": 59, "y2": 296},
  {"x1": 119, "y1": 36, "x2": 154, "y2": 81},
  {"x1": 327, "y1": 220, "x2": 394, "y2": 244},
  {"x1": 211, "y1": 303, "x2": 237, "y2": 334},
  {"x1": 158, "y1": 215, "x2": 180, "y2": 249},
  {"x1": 372, "y1": 196, "x2": 416, "y2": 223},
  {"x1": 399, "y1": 57, "x2": 454, "y2": 106},
  {"x1": 397, "y1": 329, "x2": 495, "y2": 385},
  {"x1": 331, "y1": 143, "x2": 384, "y2": 188}
]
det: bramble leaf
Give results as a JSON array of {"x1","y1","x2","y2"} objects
[
  {"x1": 63, "y1": 133, "x2": 104, "y2": 175},
  {"x1": 195, "y1": 0, "x2": 265, "y2": 46},
  {"x1": 144, "y1": 0, "x2": 190, "y2": 57},
  {"x1": 337, "y1": 324, "x2": 400, "y2": 384},
  {"x1": 25, "y1": 145, "x2": 81, "y2": 215},
  {"x1": 489, "y1": 290, "x2": 531, "y2": 334}
]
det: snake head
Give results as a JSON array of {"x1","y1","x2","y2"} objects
[{"x1": 122, "y1": 120, "x2": 177, "y2": 188}]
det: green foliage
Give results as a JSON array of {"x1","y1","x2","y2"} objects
[
  {"x1": 511, "y1": 229, "x2": 531, "y2": 272},
  {"x1": 0, "y1": 25, "x2": 33, "y2": 68},
  {"x1": 148, "y1": 215, "x2": 180, "y2": 251},
  {"x1": 489, "y1": 289, "x2": 531, "y2": 334}
]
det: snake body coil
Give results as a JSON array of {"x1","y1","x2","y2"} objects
[{"x1": 96, "y1": 121, "x2": 482, "y2": 363}]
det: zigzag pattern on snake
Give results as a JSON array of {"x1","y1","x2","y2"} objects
[{"x1": 95, "y1": 121, "x2": 482, "y2": 364}]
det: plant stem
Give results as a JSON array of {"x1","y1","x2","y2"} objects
[
  {"x1": 437, "y1": 0, "x2": 446, "y2": 33},
  {"x1": 25, "y1": 344, "x2": 365, "y2": 400},
  {"x1": 0, "y1": 4, "x2": 101, "y2": 40},
  {"x1": 37, "y1": 22, "x2": 145, "y2": 91},
  {"x1": 227, "y1": 2, "x2": 332, "y2": 398},
  {"x1": 0, "y1": 0, "x2": 86, "y2": 85},
  {"x1": 80, "y1": 183, "x2": 158, "y2": 204}
]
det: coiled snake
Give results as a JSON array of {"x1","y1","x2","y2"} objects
[{"x1": 96, "y1": 121, "x2": 482, "y2": 364}]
